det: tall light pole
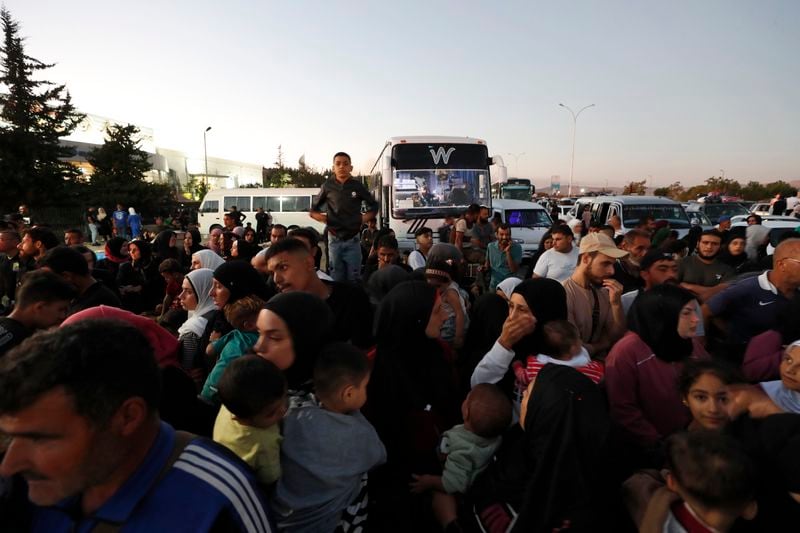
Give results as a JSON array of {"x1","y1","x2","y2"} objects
[
  {"x1": 203, "y1": 126, "x2": 212, "y2": 187},
  {"x1": 506, "y1": 152, "x2": 526, "y2": 177},
  {"x1": 559, "y1": 103, "x2": 595, "y2": 196},
  {"x1": 720, "y1": 168, "x2": 725, "y2": 179}
]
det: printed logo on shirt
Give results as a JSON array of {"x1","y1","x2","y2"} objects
[
  {"x1": 758, "y1": 300, "x2": 775, "y2": 306},
  {"x1": 351, "y1": 191, "x2": 357, "y2": 198}
]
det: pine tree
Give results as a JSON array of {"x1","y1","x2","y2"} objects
[
  {"x1": 0, "y1": 8, "x2": 85, "y2": 211},
  {"x1": 87, "y1": 123, "x2": 169, "y2": 210}
]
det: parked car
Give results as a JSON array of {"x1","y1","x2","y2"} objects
[
  {"x1": 749, "y1": 202, "x2": 772, "y2": 216},
  {"x1": 685, "y1": 202, "x2": 750, "y2": 225}
]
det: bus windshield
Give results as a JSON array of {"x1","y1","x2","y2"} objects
[
  {"x1": 501, "y1": 186, "x2": 531, "y2": 201},
  {"x1": 622, "y1": 204, "x2": 691, "y2": 229},
  {"x1": 391, "y1": 143, "x2": 490, "y2": 218}
]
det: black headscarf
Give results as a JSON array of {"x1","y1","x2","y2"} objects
[
  {"x1": 153, "y1": 230, "x2": 178, "y2": 261},
  {"x1": 366, "y1": 265, "x2": 411, "y2": 306},
  {"x1": 476, "y1": 365, "x2": 611, "y2": 532},
  {"x1": 129, "y1": 239, "x2": 152, "y2": 266},
  {"x1": 186, "y1": 228, "x2": 204, "y2": 254},
  {"x1": 511, "y1": 278, "x2": 568, "y2": 358},
  {"x1": 459, "y1": 293, "x2": 509, "y2": 395},
  {"x1": 263, "y1": 292, "x2": 334, "y2": 391},
  {"x1": 104, "y1": 236, "x2": 129, "y2": 263},
  {"x1": 628, "y1": 283, "x2": 695, "y2": 363},
  {"x1": 213, "y1": 261, "x2": 274, "y2": 304},
  {"x1": 718, "y1": 231, "x2": 749, "y2": 271}
]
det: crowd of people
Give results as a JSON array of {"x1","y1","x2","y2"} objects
[{"x1": 0, "y1": 155, "x2": 799, "y2": 532}]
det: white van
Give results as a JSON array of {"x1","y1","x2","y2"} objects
[
  {"x1": 584, "y1": 196, "x2": 693, "y2": 237},
  {"x1": 197, "y1": 187, "x2": 326, "y2": 235},
  {"x1": 491, "y1": 199, "x2": 553, "y2": 260}
]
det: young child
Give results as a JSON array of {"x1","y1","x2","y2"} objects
[
  {"x1": 512, "y1": 320, "x2": 605, "y2": 387},
  {"x1": 639, "y1": 431, "x2": 757, "y2": 533},
  {"x1": 200, "y1": 295, "x2": 264, "y2": 403},
  {"x1": 212, "y1": 354, "x2": 287, "y2": 487},
  {"x1": 425, "y1": 260, "x2": 469, "y2": 349},
  {"x1": 678, "y1": 359, "x2": 742, "y2": 432},
  {"x1": 410, "y1": 383, "x2": 512, "y2": 530},
  {"x1": 273, "y1": 342, "x2": 386, "y2": 532}
]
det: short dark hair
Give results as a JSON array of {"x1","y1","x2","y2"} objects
[
  {"x1": 623, "y1": 228, "x2": 651, "y2": 245},
  {"x1": 40, "y1": 245, "x2": 90, "y2": 276},
  {"x1": 497, "y1": 222, "x2": 512, "y2": 232},
  {"x1": 70, "y1": 245, "x2": 97, "y2": 264},
  {"x1": 24, "y1": 227, "x2": 59, "y2": 250},
  {"x1": 313, "y1": 342, "x2": 369, "y2": 400},
  {"x1": 466, "y1": 204, "x2": 481, "y2": 215},
  {"x1": 333, "y1": 151, "x2": 351, "y2": 163},
  {"x1": 467, "y1": 383, "x2": 512, "y2": 439},
  {"x1": 65, "y1": 228, "x2": 83, "y2": 237},
  {"x1": 700, "y1": 229, "x2": 723, "y2": 242},
  {"x1": 0, "y1": 229, "x2": 20, "y2": 241},
  {"x1": 218, "y1": 355, "x2": 287, "y2": 419},
  {"x1": 0, "y1": 320, "x2": 161, "y2": 424},
  {"x1": 666, "y1": 431, "x2": 755, "y2": 512},
  {"x1": 541, "y1": 320, "x2": 580, "y2": 359},
  {"x1": 16, "y1": 270, "x2": 77, "y2": 308},
  {"x1": 746, "y1": 214, "x2": 762, "y2": 224},
  {"x1": 264, "y1": 237, "x2": 311, "y2": 261},
  {"x1": 288, "y1": 227, "x2": 318, "y2": 247},
  {"x1": 677, "y1": 359, "x2": 743, "y2": 397},
  {"x1": 550, "y1": 224, "x2": 574, "y2": 239},
  {"x1": 414, "y1": 227, "x2": 432, "y2": 238},
  {"x1": 158, "y1": 258, "x2": 183, "y2": 274},
  {"x1": 377, "y1": 235, "x2": 399, "y2": 250},
  {"x1": 271, "y1": 224, "x2": 287, "y2": 235}
]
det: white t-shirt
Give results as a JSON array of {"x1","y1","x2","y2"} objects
[
  {"x1": 407, "y1": 250, "x2": 426, "y2": 270},
  {"x1": 533, "y1": 246, "x2": 579, "y2": 282}
]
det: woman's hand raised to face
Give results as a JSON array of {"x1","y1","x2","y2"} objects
[{"x1": 499, "y1": 312, "x2": 536, "y2": 351}]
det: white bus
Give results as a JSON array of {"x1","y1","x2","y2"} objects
[
  {"x1": 197, "y1": 187, "x2": 326, "y2": 234},
  {"x1": 369, "y1": 136, "x2": 506, "y2": 251}
]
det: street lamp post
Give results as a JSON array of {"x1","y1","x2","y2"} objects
[
  {"x1": 559, "y1": 103, "x2": 595, "y2": 196},
  {"x1": 506, "y1": 152, "x2": 526, "y2": 177},
  {"x1": 203, "y1": 126, "x2": 212, "y2": 187}
]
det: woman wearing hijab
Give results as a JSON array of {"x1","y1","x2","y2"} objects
[
  {"x1": 128, "y1": 207, "x2": 142, "y2": 239},
  {"x1": 366, "y1": 281, "x2": 459, "y2": 531},
  {"x1": 97, "y1": 207, "x2": 113, "y2": 242},
  {"x1": 718, "y1": 230, "x2": 753, "y2": 273},
  {"x1": 179, "y1": 228, "x2": 204, "y2": 270},
  {"x1": 458, "y1": 293, "x2": 509, "y2": 398},
  {"x1": 62, "y1": 305, "x2": 205, "y2": 434},
  {"x1": 207, "y1": 227, "x2": 223, "y2": 255},
  {"x1": 252, "y1": 291, "x2": 334, "y2": 395},
  {"x1": 191, "y1": 248, "x2": 225, "y2": 271},
  {"x1": 495, "y1": 277, "x2": 521, "y2": 301},
  {"x1": 471, "y1": 278, "x2": 569, "y2": 417},
  {"x1": 745, "y1": 223, "x2": 771, "y2": 262},
  {"x1": 469, "y1": 365, "x2": 612, "y2": 533},
  {"x1": 231, "y1": 227, "x2": 260, "y2": 262},
  {"x1": 366, "y1": 264, "x2": 410, "y2": 307},
  {"x1": 96, "y1": 236, "x2": 129, "y2": 278},
  {"x1": 117, "y1": 240, "x2": 163, "y2": 313},
  {"x1": 210, "y1": 260, "x2": 275, "y2": 337},
  {"x1": 152, "y1": 230, "x2": 179, "y2": 264},
  {"x1": 605, "y1": 284, "x2": 708, "y2": 452},
  {"x1": 177, "y1": 268, "x2": 218, "y2": 390}
]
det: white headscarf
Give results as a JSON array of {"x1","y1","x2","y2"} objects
[
  {"x1": 496, "y1": 277, "x2": 522, "y2": 299},
  {"x1": 760, "y1": 339, "x2": 800, "y2": 414},
  {"x1": 192, "y1": 249, "x2": 224, "y2": 270},
  {"x1": 177, "y1": 268, "x2": 218, "y2": 338},
  {"x1": 567, "y1": 218, "x2": 583, "y2": 244},
  {"x1": 128, "y1": 207, "x2": 137, "y2": 216},
  {"x1": 745, "y1": 224, "x2": 770, "y2": 261}
]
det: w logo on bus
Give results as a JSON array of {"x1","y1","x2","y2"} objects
[{"x1": 429, "y1": 146, "x2": 456, "y2": 165}]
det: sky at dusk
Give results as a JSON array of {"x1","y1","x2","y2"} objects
[{"x1": 6, "y1": 0, "x2": 799, "y2": 188}]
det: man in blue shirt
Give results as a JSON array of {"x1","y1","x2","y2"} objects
[
  {"x1": 112, "y1": 203, "x2": 128, "y2": 239},
  {"x1": 0, "y1": 320, "x2": 272, "y2": 533},
  {"x1": 485, "y1": 222, "x2": 522, "y2": 291}
]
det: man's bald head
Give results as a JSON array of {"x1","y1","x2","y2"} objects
[{"x1": 774, "y1": 238, "x2": 800, "y2": 262}]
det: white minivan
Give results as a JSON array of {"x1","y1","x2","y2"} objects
[{"x1": 490, "y1": 199, "x2": 553, "y2": 260}]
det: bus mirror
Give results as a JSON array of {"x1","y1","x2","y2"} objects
[{"x1": 479, "y1": 174, "x2": 487, "y2": 193}]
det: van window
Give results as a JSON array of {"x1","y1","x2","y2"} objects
[
  {"x1": 281, "y1": 196, "x2": 311, "y2": 212},
  {"x1": 505, "y1": 209, "x2": 552, "y2": 228},
  {"x1": 200, "y1": 200, "x2": 219, "y2": 213},
  {"x1": 223, "y1": 197, "x2": 251, "y2": 212},
  {"x1": 622, "y1": 205, "x2": 690, "y2": 229}
]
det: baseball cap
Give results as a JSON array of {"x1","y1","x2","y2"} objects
[
  {"x1": 718, "y1": 215, "x2": 732, "y2": 223},
  {"x1": 578, "y1": 232, "x2": 628, "y2": 258},
  {"x1": 639, "y1": 249, "x2": 676, "y2": 271}
]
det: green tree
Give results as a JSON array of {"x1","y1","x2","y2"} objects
[
  {"x1": 653, "y1": 181, "x2": 685, "y2": 199},
  {"x1": 704, "y1": 177, "x2": 741, "y2": 196},
  {"x1": 739, "y1": 181, "x2": 767, "y2": 201},
  {"x1": 86, "y1": 123, "x2": 170, "y2": 212},
  {"x1": 0, "y1": 8, "x2": 85, "y2": 211},
  {"x1": 622, "y1": 179, "x2": 647, "y2": 195}
]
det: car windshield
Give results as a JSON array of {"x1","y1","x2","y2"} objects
[
  {"x1": 622, "y1": 204, "x2": 691, "y2": 229},
  {"x1": 505, "y1": 209, "x2": 552, "y2": 228},
  {"x1": 702, "y1": 203, "x2": 750, "y2": 221}
]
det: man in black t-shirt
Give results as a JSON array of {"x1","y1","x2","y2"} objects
[
  {"x1": 678, "y1": 229, "x2": 735, "y2": 303},
  {"x1": 0, "y1": 270, "x2": 76, "y2": 357},
  {"x1": 40, "y1": 246, "x2": 121, "y2": 315},
  {"x1": 265, "y1": 238, "x2": 373, "y2": 349}
]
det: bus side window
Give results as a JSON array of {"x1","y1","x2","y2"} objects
[{"x1": 281, "y1": 196, "x2": 311, "y2": 212}]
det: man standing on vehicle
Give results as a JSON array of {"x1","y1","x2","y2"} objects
[
  {"x1": 112, "y1": 203, "x2": 128, "y2": 239},
  {"x1": 255, "y1": 207, "x2": 271, "y2": 243},
  {"x1": 310, "y1": 152, "x2": 379, "y2": 283}
]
